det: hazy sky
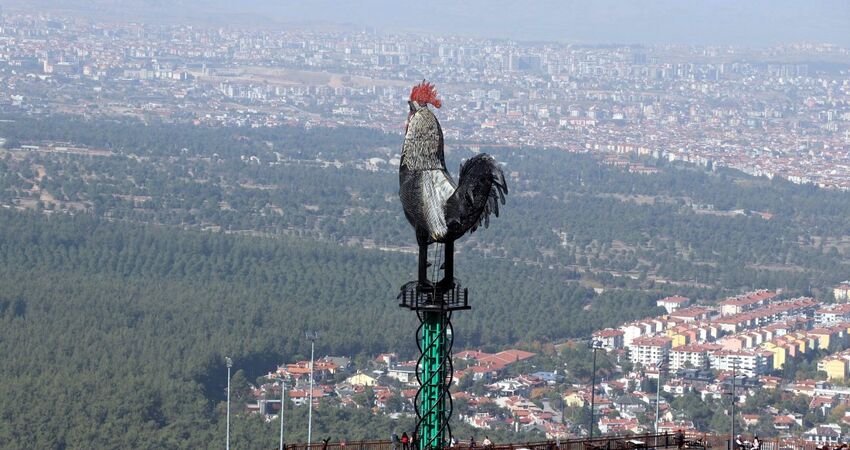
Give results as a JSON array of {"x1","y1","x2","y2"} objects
[
  {"x1": 259, "y1": 0, "x2": 850, "y2": 46},
  {"x1": 8, "y1": 0, "x2": 850, "y2": 46}
]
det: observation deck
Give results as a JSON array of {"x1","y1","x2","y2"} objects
[{"x1": 397, "y1": 280, "x2": 470, "y2": 312}]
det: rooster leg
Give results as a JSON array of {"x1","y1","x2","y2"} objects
[
  {"x1": 418, "y1": 243, "x2": 431, "y2": 287},
  {"x1": 437, "y1": 240, "x2": 454, "y2": 290}
]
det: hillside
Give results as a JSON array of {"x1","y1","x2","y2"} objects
[
  {"x1": 1, "y1": 116, "x2": 849, "y2": 295},
  {"x1": 2, "y1": 116, "x2": 850, "y2": 446},
  {"x1": 0, "y1": 210, "x2": 658, "y2": 448}
]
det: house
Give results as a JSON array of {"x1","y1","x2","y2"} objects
[
  {"x1": 465, "y1": 412, "x2": 496, "y2": 429},
  {"x1": 742, "y1": 414, "x2": 760, "y2": 428},
  {"x1": 530, "y1": 371, "x2": 565, "y2": 384},
  {"x1": 759, "y1": 376, "x2": 782, "y2": 390},
  {"x1": 598, "y1": 417, "x2": 642, "y2": 434},
  {"x1": 620, "y1": 323, "x2": 646, "y2": 347},
  {"x1": 657, "y1": 296, "x2": 690, "y2": 313},
  {"x1": 563, "y1": 390, "x2": 586, "y2": 408},
  {"x1": 773, "y1": 415, "x2": 797, "y2": 431},
  {"x1": 628, "y1": 336, "x2": 672, "y2": 368},
  {"x1": 544, "y1": 422, "x2": 571, "y2": 439},
  {"x1": 612, "y1": 395, "x2": 647, "y2": 419},
  {"x1": 803, "y1": 424, "x2": 842, "y2": 444},
  {"x1": 283, "y1": 359, "x2": 339, "y2": 381},
  {"x1": 819, "y1": 357, "x2": 849, "y2": 382},
  {"x1": 346, "y1": 372, "x2": 378, "y2": 387},
  {"x1": 810, "y1": 396, "x2": 835, "y2": 416},
  {"x1": 452, "y1": 348, "x2": 536, "y2": 378},
  {"x1": 387, "y1": 362, "x2": 417, "y2": 384},
  {"x1": 321, "y1": 356, "x2": 351, "y2": 373},
  {"x1": 708, "y1": 350, "x2": 772, "y2": 377},
  {"x1": 468, "y1": 364, "x2": 500, "y2": 381},
  {"x1": 662, "y1": 379, "x2": 690, "y2": 396},
  {"x1": 593, "y1": 328, "x2": 625, "y2": 351},
  {"x1": 815, "y1": 304, "x2": 850, "y2": 325},
  {"x1": 657, "y1": 420, "x2": 696, "y2": 433},
  {"x1": 719, "y1": 290, "x2": 779, "y2": 316},
  {"x1": 669, "y1": 343, "x2": 720, "y2": 372},
  {"x1": 288, "y1": 388, "x2": 326, "y2": 406},
  {"x1": 488, "y1": 379, "x2": 528, "y2": 397},
  {"x1": 670, "y1": 307, "x2": 713, "y2": 323},
  {"x1": 375, "y1": 353, "x2": 398, "y2": 366},
  {"x1": 834, "y1": 283, "x2": 850, "y2": 302}
]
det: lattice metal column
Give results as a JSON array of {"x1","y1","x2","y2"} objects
[{"x1": 416, "y1": 310, "x2": 452, "y2": 450}]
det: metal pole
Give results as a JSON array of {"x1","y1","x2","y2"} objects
[
  {"x1": 589, "y1": 344, "x2": 598, "y2": 440},
  {"x1": 226, "y1": 357, "x2": 233, "y2": 450},
  {"x1": 419, "y1": 310, "x2": 449, "y2": 450},
  {"x1": 280, "y1": 377, "x2": 286, "y2": 450},
  {"x1": 730, "y1": 359, "x2": 737, "y2": 450},
  {"x1": 307, "y1": 332, "x2": 317, "y2": 446},
  {"x1": 655, "y1": 351, "x2": 665, "y2": 435}
]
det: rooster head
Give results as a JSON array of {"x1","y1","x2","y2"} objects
[
  {"x1": 406, "y1": 81, "x2": 442, "y2": 130},
  {"x1": 409, "y1": 81, "x2": 442, "y2": 109}
]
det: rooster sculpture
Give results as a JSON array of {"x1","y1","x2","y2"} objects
[{"x1": 399, "y1": 81, "x2": 508, "y2": 288}]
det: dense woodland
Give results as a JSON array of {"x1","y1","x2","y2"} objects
[
  {"x1": 1, "y1": 115, "x2": 849, "y2": 295},
  {"x1": 1, "y1": 116, "x2": 850, "y2": 447},
  {"x1": 0, "y1": 210, "x2": 658, "y2": 448}
]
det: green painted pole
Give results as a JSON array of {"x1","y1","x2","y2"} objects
[{"x1": 420, "y1": 310, "x2": 447, "y2": 450}]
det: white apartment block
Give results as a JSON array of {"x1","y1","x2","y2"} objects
[
  {"x1": 628, "y1": 336, "x2": 672, "y2": 368},
  {"x1": 708, "y1": 350, "x2": 772, "y2": 377},
  {"x1": 669, "y1": 344, "x2": 720, "y2": 371}
]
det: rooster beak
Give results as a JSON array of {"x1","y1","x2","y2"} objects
[{"x1": 406, "y1": 101, "x2": 418, "y2": 133}]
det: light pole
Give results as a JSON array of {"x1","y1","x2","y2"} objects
[
  {"x1": 729, "y1": 358, "x2": 739, "y2": 450},
  {"x1": 226, "y1": 356, "x2": 233, "y2": 450},
  {"x1": 589, "y1": 340, "x2": 603, "y2": 440},
  {"x1": 654, "y1": 351, "x2": 666, "y2": 434},
  {"x1": 279, "y1": 375, "x2": 287, "y2": 450},
  {"x1": 306, "y1": 331, "x2": 318, "y2": 446}
]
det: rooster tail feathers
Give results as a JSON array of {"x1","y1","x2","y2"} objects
[{"x1": 445, "y1": 153, "x2": 509, "y2": 238}]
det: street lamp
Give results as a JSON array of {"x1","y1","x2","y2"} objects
[
  {"x1": 589, "y1": 340, "x2": 604, "y2": 440},
  {"x1": 279, "y1": 375, "x2": 287, "y2": 450},
  {"x1": 729, "y1": 358, "x2": 740, "y2": 450},
  {"x1": 654, "y1": 352, "x2": 667, "y2": 434},
  {"x1": 306, "y1": 331, "x2": 319, "y2": 446},
  {"x1": 225, "y1": 356, "x2": 233, "y2": 450}
]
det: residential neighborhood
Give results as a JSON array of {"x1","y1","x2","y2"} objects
[{"x1": 236, "y1": 284, "x2": 850, "y2": 443}]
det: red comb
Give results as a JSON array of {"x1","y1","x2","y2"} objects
[{"x1": 410, "y1": 81, "x2": 442, "y2": 108}]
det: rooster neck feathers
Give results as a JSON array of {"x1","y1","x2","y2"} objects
[
  {"x1": 401, "y1": 81, "x2": 445, "y2": 171},
  {"x1": 401, "y1": 106, "x2": 444, "y2": 171}
]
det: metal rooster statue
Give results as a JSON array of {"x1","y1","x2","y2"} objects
[
  {"x1": 399, "y1": 81, "x2": 508, "y2": 288},
  {"x1": 397, "y1": 81, "x2": 508, "y2": 450}
]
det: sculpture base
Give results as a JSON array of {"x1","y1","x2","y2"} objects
[{"x1": 397, "y1": 280, "x2": 470, "y2": 311}]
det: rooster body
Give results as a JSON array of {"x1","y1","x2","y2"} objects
[{"x1": 399, "y1": 82, "x2": 507, "y2": 285}]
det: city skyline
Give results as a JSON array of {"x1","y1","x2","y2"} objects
[
  {"x1": 3, "y1": 0, "x2": 850, "y2": 47},
  {"x1": 2, "y1": 12, "x2": 849, "y2": 188}
]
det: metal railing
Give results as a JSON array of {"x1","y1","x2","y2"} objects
[
  {"x1": 283, "y1": 433, "x2": 696, "y2": 450},
  {"x1": 282, "y1": 433, "x2": 831, "y2": 450}
]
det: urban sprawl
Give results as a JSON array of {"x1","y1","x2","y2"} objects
[{"x1": 0, "y1": 13, "x2": 849, "y2": 188}]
